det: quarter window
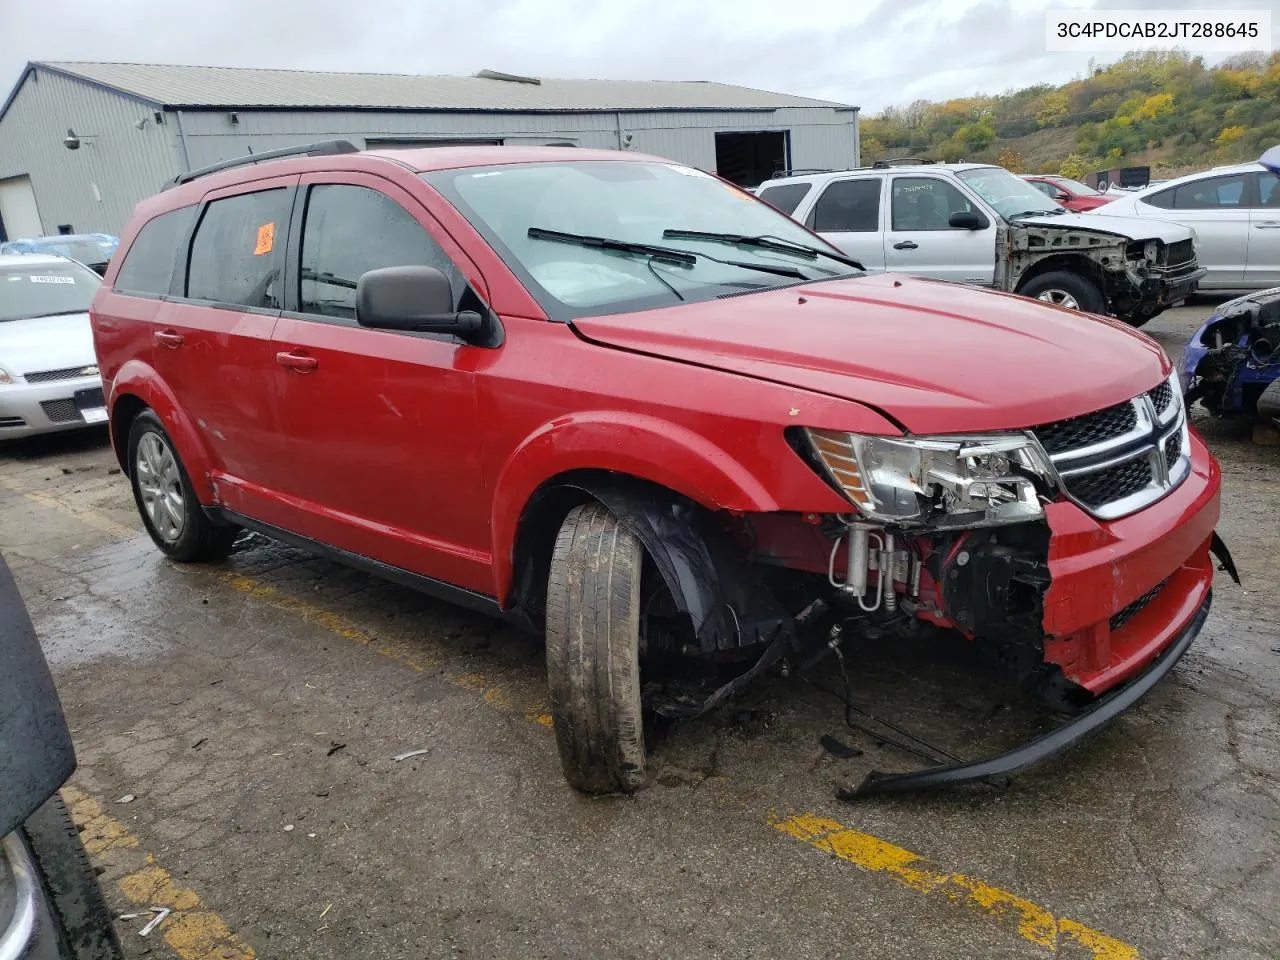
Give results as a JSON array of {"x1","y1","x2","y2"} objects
[
  {"x1": 1256, "y1": 172, "x2": 1280, "y2": 208},
  {"x1": 298, "y1": 184, "x2": 461, "y2": 321},
  {"x1": 187, "y1": 189, "x2": 289, "y2": 308},
  {"x1": 756, "y1": 183, "x2": 812, "y2": 216},
  {"x1": 811, "y1": 179, "x2": 880, "y2": 232},
  {"x1": 890, "y1": 177, "x2": 977, "y2": 231},
  {"x1": 114, "y1": 206, "x2": 196, "y2": 297}
]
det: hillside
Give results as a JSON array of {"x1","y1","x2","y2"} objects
[{"x1": 862, "y1": 51, "x2": 1280, "y2": 179}]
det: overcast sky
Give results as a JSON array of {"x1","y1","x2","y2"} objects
[{"x1": 3, "y1": 0, "x2": 1278, "y2": 114}]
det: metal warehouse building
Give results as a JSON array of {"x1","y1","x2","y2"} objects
[{"x1": 0, "y1": 61, "x2": 859, "y2": 239}]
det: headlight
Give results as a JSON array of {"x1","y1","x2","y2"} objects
[{"x1": 802, "y1": 429, "x2": 1055, "y2": 528}]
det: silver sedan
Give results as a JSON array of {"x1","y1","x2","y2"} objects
[{"x1": 0, "y1": 254, "x2": 106, "y2": 440}]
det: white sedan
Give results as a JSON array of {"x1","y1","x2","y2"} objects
[
  {"x1": 0, "y1": 253, "x2": 107, "y2": 439},
  {"x1": 1091, "y1": 161, "x2": 1280, "y2": 291}
]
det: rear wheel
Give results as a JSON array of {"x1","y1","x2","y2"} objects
[
  {"x1": 20, "y1": 795, "x2": 124, "y2": 960},
  {"x1": 127, "y1": 410, "x2": 238, "y2": 561},
  {"x1": 545, "y1": 502, "x2": 647, "y2": 794},
  {"x1": 1018, "y1": 270, "x2": 1105, "y2": 314}
]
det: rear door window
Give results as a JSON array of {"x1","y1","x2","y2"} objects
[
  {"x1": 1253, "y1": 172, "x2": 1280, "y2": 208},
  {"x1": 756, "y1": 183, "x2": 812, "y2": 216},
  {"x1": 186, "y1": 189, "x2": 290, "y2": 309},
  {"x1": 1168, "y1": 174, "x2": 1249, "y2": 210},
  {"x1": 297, "y1": 184, "x2": 462, "y2": 321},
  {"x1": 114, "y1": 206, "x2": 196, "y2": 297},
  {"x1": 811, "y1": 179, "x2": 881, "y2": 232}
]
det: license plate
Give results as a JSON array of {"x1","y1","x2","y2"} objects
[{"x1": 81, "y1": 407, "x2": 108, "y2": 424}]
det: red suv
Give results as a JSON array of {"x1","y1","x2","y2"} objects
[
  {"x1": 1021, "y1": 174, "x2": 1117, "y2": 212},
  {"x1": 92, "y1": 141, "x2": 1228, "y2": 796}
]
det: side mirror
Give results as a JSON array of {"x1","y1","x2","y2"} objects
[
  {"x1": 949, "y1": 210, "x2": 988, "y2": 230},
  {"x1": 355, "y1": 266, "x2": 483, "y2": 338},
  {"x1": 1053, "y1": 191, "x2": 1071, "y2": 202}
]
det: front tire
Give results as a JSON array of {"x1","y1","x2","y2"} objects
[
  {"x1": 20, "y1": 795, "x2": 124, "y2": 960},
  {"x1": 1018, "y1": 270, "x2": 1106, "y2": 314},
  {"x1": 545, "y1": 502, "x2": 647, "y2": 794},
  {"x1": 127, "y1": 410, "x2": 238, "y2": 562}
]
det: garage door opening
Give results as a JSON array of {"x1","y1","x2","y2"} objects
[
  {"x1": 0, "y1": 175, "x2": 42, "y2": 241},
  {"x1": 714, "y1": 131, "x2": 789, "y2": 188}
]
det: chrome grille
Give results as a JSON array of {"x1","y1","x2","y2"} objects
[
  {"x1": 1110, "y1": 578, "x2": 1169, "y2": 631},
  {"x1": 1032, "y1": 375, "x2": 1189, "y2": 520},
  {"x1": 23, "y1": 364, "x2": 98, "y2": 384}
]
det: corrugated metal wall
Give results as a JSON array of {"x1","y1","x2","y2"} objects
[
  {"x1": 174, "y1": 106, "x2": 859, "y2": 179},
  {"x1": 0, "y1": 67, "x2": 858, "y2": 236},
  {"x1": 0, "y1": 69, "x2": 180, "y2": 236}
]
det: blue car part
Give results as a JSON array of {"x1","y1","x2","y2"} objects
[{"x1": 1183, "y1": 287, "x2": 1280, "y2": 419}]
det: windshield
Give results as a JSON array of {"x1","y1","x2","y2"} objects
[
  {"x1": 0, "y1": 260, "x2": 101, "y2": 322},
  {"x1": 956, "y1": 167, "x2": 1063, "y2": 219},
  {"x1": 1, "y1": 237, "x2": 118, "y2": 264},
  {"x1": 423, "y1": 161, "x2": 859, "y2": 319},
  {"x1": 1054, "y1": 177, "x2": 1101, "y2": 196}
]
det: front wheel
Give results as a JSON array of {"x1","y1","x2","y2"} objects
[
  {"x1": 1018, "y1": 270, "x2": 1105, "y2": 314},
  {"x1": 544, "y1": 502, "x2": 647, "y2": 794}
]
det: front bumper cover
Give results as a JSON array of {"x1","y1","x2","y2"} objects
[{"x1": 841, "y1": 588, "x2": 1211, "y2": 799}]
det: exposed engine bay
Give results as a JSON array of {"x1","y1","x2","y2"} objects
[
  {"x1": 1000, "y1": 221, "x2": 1202, "y2": 325},
  {"x1": 1185, "y1": 287, "x2": 1280, "y2": 428}
]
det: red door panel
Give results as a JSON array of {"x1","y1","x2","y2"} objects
[
  {"x1": 156, "y1": 176, "x2": 296, "y2": 512},
  {"x1": 264, "y1": 173, "x2": 492, "y2": 591}
]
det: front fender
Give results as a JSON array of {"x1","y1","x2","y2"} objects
[
  {"x1": 490, "y1": 411, "x2": 783, "y2": 600},
  {"x1": 109, "y1": 360, "x2": 216, "y2": 502}
]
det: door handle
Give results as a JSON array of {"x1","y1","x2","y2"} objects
[
  {"x1": 1253, "y1": 223, "x2": 1280, "y2": 229},
  {"x1": 893, "y1": 241, "x2": 919, "y2": 250},
  {"x1": 153, "y1": 329, "x2": 184, "y2": 348},
  {"x1": 275, "y1": 350, "x2": 318, "y2": 373}
]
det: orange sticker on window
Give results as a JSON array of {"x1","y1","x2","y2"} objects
[{"x1": 253, "y1": 222, "x2": 275, "y2": 256}]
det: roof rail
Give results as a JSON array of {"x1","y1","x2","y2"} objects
[
  {"x1": 162, "y1": 139, "x2": 360, "y2": 191},
  {"x1": 870, "y1": 157, "x2": 936, "y2": 168},
  {"x1": 768, "y1": 168, "x2": 833, "y2": 179}
]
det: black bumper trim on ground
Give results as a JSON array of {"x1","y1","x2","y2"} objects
[{"x1": 840, "y1": 590, "x2": 1211, "y2": 800}]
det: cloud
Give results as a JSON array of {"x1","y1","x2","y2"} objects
[{"x1": 3, "y1": 0, "x2": 1276, "y2": 114}]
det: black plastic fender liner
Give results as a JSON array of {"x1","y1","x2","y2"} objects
[
  {"x1": 1210, "y1": 532, "x2": 1241, "y2": 585},
  {"x1": 554, "y1": 476, "x2": 792, "y2": 652},
  {"x1": 840, "y1": 591, "x2": 1211, "y2": 800}
]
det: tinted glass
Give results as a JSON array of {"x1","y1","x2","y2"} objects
[
  {"x1": 891, "y1": 177, "x2": 980, "y2": 231},
  {"x1": 812, "y1": 179, "x2": 881, "y2": 232},
  {"x1": 1145, "y1": 187, "x2": 1175, "y2": 209},
  {"x1": 114, "y1": 207, "x2": 195, "y2": 296},
  {"x1": 298, "y1": 185, "x2": 461, "y2": 320},
  {"x1": 187, "y1": 189, "x2": 289, "y2": 308},
  {"x1": 1171, "y1": 174, "x2": 1247, "y2": 210},
  {"x1": 756, "y1": 183, "x2": 812, "y2": 216},
  {"x1": 0, "y1": 260, "x2": 101, "y2": 323},
  {"x1": 1255, "y1": 172, "x2": 1280, "y2": 208}
]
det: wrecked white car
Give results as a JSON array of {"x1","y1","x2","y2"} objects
[{"x1": 756, "y1": 160, "x2": 1205, "y2": 327}]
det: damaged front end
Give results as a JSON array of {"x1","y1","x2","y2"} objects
[
  {"x1": 1182, "y1": 286, "x2": 1280, "y2": 427},
  {"x1": 597, "y1": 371, "x2": 1228, "y2": 797},
  {"x1": 1002, "y1": 219, "x2": 1204, "y2": 323}
]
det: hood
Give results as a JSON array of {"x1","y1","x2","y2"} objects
[
  {"x1": 0, "y1": 312, "x2": 97, "y2": 377},
  {"x1": 1014, "y1": 210, "x2": 1191, "y2": 244},
  {"x1": 571, "y1": 274, "x2": 1169, "y2": 435}
]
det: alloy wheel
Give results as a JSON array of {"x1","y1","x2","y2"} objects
[
  {"x1": 1036, "y1": 289, "x2": 1080, "y2": 310},
  {"x1": 135, "y1": 432, "x2": 186, "y2": 542}
]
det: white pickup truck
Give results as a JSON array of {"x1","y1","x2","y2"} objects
[{"x1": 756, "y1": 160, "x2": 1204, "y2": 326}]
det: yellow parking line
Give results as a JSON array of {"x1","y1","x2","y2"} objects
[
  {"x1": 62, "y1": 786, "x2": 255, "y2": 960},
  {"x1": 0, "y1": 476, "x2": 138, "y2": 540},
  {"x1": 22, "y1": 486, "x2": 1140, "y2": 958},
  {"x1": 772, "y1": 813, "x2": 1138, "y2": 959}
]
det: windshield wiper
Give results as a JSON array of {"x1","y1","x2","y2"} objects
[
  {"x1": 661, "y1": 229, "x2": 865, "y2": 271},
  {"x1": 527, "y1": 227, "x2": 810, "y2": 280}
]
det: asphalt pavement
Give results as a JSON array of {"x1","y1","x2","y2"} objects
[{"x1": 2, "y1": 297, "x2": 1277, "y2": 960}]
